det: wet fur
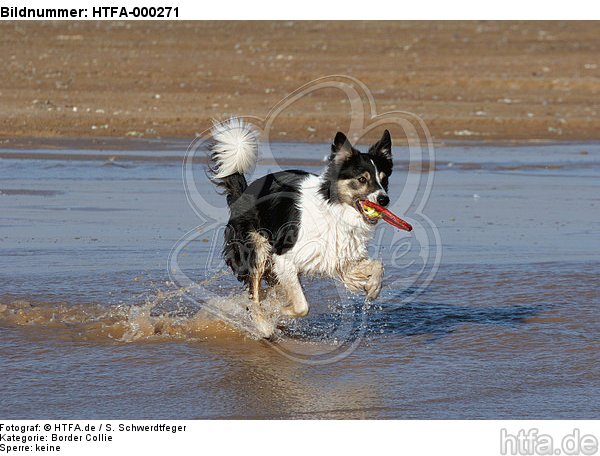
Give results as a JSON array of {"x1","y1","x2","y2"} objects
[{"x1": 209, "y1": 119, "x2": 394, "y2": 336}]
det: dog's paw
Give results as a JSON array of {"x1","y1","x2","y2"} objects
[
  {"x1": 342, "y1": 259, "x2": 384, "y2": 300},
  {"x1": 280, "y1": 305, "x2": 300, "y2": 318},
  {"x1": 251, "y1": 313, "x2": 275, "y2": 339},
  {"x1": 365, "y1": 278, "x2": 382, "y2": 300},
  {"x1": 343, "y1": 280, "x2": 364, "y2": 295},
  {"x1": 280, "y1": 303, "x2": 309, "y2": 318},
  {"x1": 364, "y1": 260, "x2": 384, "y2": 301},
  {"x1": 247, "y1": 307, "x2": 275, "y2": 339},
  {"x1": 341, "y1": 259, "x2": 372, "y2": 293}
]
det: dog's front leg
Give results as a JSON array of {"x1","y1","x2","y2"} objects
[
  {"x1": 340, "y1": 258, "x2": 384, "y2": 300},
  {"x1": 364, "y1": 259, "x2": 384, "y2": 300},
  {"x1": 279, "y1": 273, "x2": 310, "y2": 317},
  {"x1": 273, "y1": 256, "x2": 309, "y2": 318}
]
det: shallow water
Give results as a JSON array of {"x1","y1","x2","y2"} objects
[{"x1": 1, "y1": 142, "x2": 599, "y2": 419}]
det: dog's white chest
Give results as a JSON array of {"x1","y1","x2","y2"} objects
[{"x1": 278, "y1": 175, "x2": 373, "y2": 277}]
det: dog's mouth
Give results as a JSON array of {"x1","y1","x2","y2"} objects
[
  {"x1": 355, "y1": 199, "x2": 382, "y2": 225},
  {"x1": 356, "y1": 200, "x2": 413, "y2": 231}
]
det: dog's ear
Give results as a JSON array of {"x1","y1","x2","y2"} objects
[
  {"x1": 330, "y1": 132, "x2": 357, "y2": 163},
  {"x1": 368, "y1": 129, "x2": 393, "y2": 169}
]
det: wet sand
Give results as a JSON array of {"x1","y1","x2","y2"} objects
[
  {"x1": 1, "y1": 141, "x2": 599, "y2": 418},
  {"x1": 0, "y1": 21, "x2": 599, "y2": 143}
]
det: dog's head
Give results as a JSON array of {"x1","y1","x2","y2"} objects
[{"x1": 319, "y1": 130, "x2": 394, "y2": 225}]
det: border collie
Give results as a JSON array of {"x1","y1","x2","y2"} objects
[{"x1": 209, "y1": 118, "x2": 399, "y2": 337}]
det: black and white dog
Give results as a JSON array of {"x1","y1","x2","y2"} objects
[{"x1": 209, "y1": 118, "x2": 395, "y2": 336}]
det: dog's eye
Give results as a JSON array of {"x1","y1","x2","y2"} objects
[{"x1": 358, "y1": 176, "x2": 367, "y2": 184}]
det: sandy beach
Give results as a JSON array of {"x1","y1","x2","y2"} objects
[{"x1": 0, "y1": 21, "x2": 598, "y2": 144}]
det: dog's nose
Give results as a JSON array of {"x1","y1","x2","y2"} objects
[{"x1": 377, "y1": 194, "x2": 390, "y2": 207}]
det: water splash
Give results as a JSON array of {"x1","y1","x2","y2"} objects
[{"x1": 0, "y1": 274, "x2": 289, "y2": 343}]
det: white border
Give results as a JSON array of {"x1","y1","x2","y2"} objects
[
  {"x1": 3, "y1": 0, "x2": 599, "y2": 20},
  {"x1": 1, "y1": 421, "x2": 598, "y2": 456}
]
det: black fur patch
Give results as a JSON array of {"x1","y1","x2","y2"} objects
[
  {"x1": 223, "y1": 170, "x2": 311, "y2": 284},
  {"x1": 214, "y1": 172, "x2": 247, "y2": 206}
]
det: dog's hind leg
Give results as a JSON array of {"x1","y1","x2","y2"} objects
[
  {"x1": 248, "y1": 231, "x2": 271, "y2": 302},
  {"x1": 250, "y1": 272, "x2": 261, "y2": 305},
  {"x1": 247, "y1": 232, "x2": 274, "y2": 337}
]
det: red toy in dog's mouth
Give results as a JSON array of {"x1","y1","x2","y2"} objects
[{"x1": 357, "y1": 200, "x2": 413, "y2": 232}]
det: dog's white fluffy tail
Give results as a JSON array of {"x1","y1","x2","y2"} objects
[{"x1": 210, "y1": 118, "x2": 260, "y2": 179}]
